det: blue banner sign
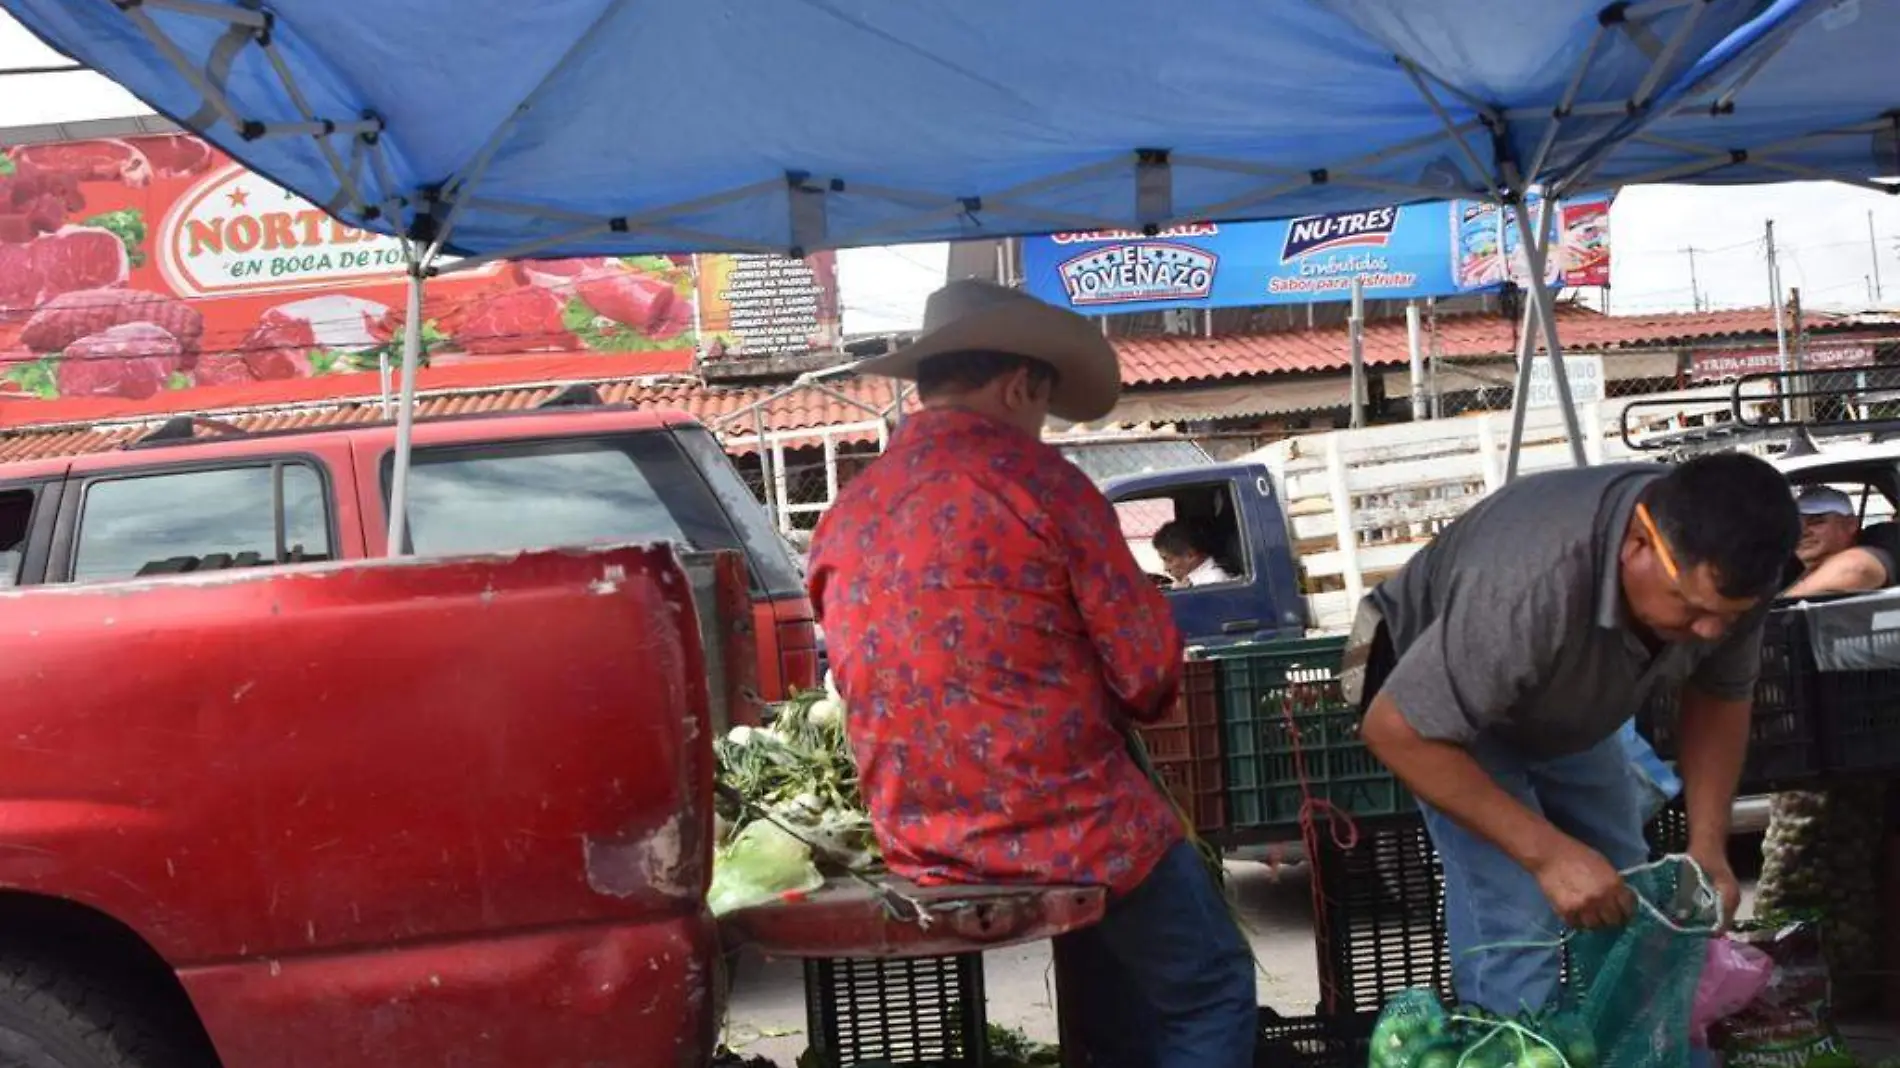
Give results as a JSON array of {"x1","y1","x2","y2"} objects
[{"x1": 1020, "y1": 195, "x2": 1610, "y2": 315}]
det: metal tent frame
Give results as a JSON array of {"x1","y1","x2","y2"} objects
[{"x1": 63, "y1": 0, "x2": 1826, "y2": 554}]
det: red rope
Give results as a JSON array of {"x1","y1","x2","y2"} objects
[{"x1": 1282, "y1": 677, "x2": 1362, "y2": 1012}]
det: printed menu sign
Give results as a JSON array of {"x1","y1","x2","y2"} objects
[{"x1": 695, "y1": 252, "x2": 841, "y2": 359}]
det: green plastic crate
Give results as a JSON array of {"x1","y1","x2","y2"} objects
[{"x1": 1214, "y1": 638, "x2": 1415, "y2": 829}]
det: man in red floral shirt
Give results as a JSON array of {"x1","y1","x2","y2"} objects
[{"x1": 809, "y1": 280, "x2": 1256, "y2": 1068}]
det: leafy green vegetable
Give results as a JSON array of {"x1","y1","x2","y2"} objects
[
  {"x1": 165, "y1": 371, "x2": 192, "y2": 391},
  {"x1": 0, "y1": 155, "x2": 14, "y2": 177},
  {"x1": 562, "y1": 297, "x2": 692, "y2": 353},
  {"x1": 706, "y1": 820, "x2": 823, "y2": 917},
  {"x1": 82, "y1": 209, "x2": 147, "y2": 268},
  {"x1": 986, "y1": 1024, "x2": 1060, "y2": 1068},
  {"x1": 4, "y1": 357, "x2": 58, "y2": 399}
]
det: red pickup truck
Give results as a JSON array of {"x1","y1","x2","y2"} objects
[
  {"x1": 0, "y1": 398, "x2": 820, "y2": 703},
  {"x1": 0, "y1": 405, "x2": 1105, "y2": 1068}
]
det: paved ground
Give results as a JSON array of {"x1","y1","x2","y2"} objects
[{"x1": 723, "y1": 859, "x2": 1897, "y2": 1065}]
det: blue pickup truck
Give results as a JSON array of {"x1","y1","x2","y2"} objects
[{"x1": 1101, "y1": 461, "x2": 1310, "y2": 648}]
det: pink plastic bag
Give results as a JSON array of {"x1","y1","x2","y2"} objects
[{"x1": 1692, "y1": 937, "x2": 1775, "y2": 1046}]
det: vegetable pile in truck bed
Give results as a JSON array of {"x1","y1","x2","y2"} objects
[{"x1": 709, "y1": 682, "x2": 880, "y2": 915}]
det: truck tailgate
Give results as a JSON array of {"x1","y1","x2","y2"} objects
[
  {"x1": 724, "y1": 878, "x2": 1106, "y2": 958},
  {"x1": 0, "y1": 544, "x2": 723, "y2": 1068}
]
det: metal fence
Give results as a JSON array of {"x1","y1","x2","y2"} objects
[{"x1": 710, "y1": 364, "x2": 1900, "y2": 538}]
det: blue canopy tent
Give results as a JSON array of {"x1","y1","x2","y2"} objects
[
  {"x1": 1570, "y1": 0, "x2": 1898, "y2": 194},
  {"x1": 1, "y1": 0, "x2": 1833, "y2": 552}
]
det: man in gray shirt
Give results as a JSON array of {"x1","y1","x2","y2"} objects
[{"x1": 1352, "y1": 453, "x2": 1799, "y2": 1013}]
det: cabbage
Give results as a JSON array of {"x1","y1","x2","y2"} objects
[{"x1": 707, "y1": 820, "x2": 825, "y2": 917}]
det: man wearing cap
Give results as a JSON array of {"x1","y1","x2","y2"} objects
[
  {"x1": 1784, "y1": 485, "x2": 1893, "y2": 598},
  {"x1": 808, "y1": 280, "x2": 1256, "y2": 1068},
  {"x1": 1352, "y1": 453, "x2": 1800, "y2": 1014}
]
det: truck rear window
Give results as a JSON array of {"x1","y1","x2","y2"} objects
[
  {"x1": 72, "y1": 463, "x2": 332, "y2": 583},
  {"x1": 389, "y1": 433, "x2": 801, "y2": 597}
]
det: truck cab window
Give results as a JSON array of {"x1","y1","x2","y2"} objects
[
  {"x1": 390, "y1": 435, "x2": 744, "y2": 563},
  {"x1": 72, "y1": 464, "x2": 331, "y2": 583},
  {"x1": 1114, "y1": 484, "x2": 1248, "y2": 588},
  {"x1": 0, "y1": 490, "x2": 31, "y2": 588},
  {"x1": 1113, "y1": 497, "x2": 1178, "y2": 582}
]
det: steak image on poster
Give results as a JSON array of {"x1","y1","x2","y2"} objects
[{"x1": 0, "y1": 131, "x2": 834, "y2": 400}]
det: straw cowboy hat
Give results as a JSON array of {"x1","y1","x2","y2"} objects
[{"x1": 854, "y1": 279, "x2": 1122, "y2": 423}]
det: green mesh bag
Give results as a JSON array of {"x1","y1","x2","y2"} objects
[{"x1": 1567, "y1": 856, "x2": 1720, "y2": 1068}]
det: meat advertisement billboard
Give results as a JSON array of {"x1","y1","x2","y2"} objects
[{"x1": 0, "y1": 132, "x2": 840, "y2": 401}]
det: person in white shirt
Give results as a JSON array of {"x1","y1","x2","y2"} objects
[{"x1": 1153, "y1": 520, "x2": 1234, "y2": 587}]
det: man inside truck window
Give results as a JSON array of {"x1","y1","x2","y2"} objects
[
  {"x1": 1783, "y1": 485, "x2": 1894, "y2": 598},
  {"x1": 809, "y1": 281, "x2": 1256, "y2": 1068},
  {"x1": 1351, "y1": 453, "x2": 1799, "y2": 1015},
  {"x1": 1153, "y1": 520, "x2": 1234, "y2": 587}
]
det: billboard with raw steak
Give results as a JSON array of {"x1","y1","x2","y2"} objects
[{"x1": 0, "y1": 132, "x2": 840, "y2": 400}]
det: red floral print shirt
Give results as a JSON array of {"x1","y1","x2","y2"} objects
[{"x1": 808, "y1": 408, "x2": 1185, "y2": 896}]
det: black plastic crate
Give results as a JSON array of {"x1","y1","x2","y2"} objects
[
  {"x1": 1310, "y1": 806, "x2": 1697, "y2": 1014},
  {"x1": 1255, "y1": 1008, "x2": 1377, "y2": 1068},
  {"x1": 804, "y1": 954, "x2": 986, "y2": 1067},
  {"x1": 1311, "y1": 818, "x2": 1451, "y2": 1015},
  {"x1": 1646, "y1": 799, "x2": 1690, "y2": 858},
  {"x1": 1812, "y1": 624, "x2": 1900, "y2": 776},
  {"x1": 1640, "y1": 609, "x2": 1821, "y2": 792}
]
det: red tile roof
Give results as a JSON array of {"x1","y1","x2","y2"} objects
[
  {"x1": 0, "y1": 305, "x2": 1886, "y2": 466},
  {"x1": 1115, "y1": 306, "x2": 1848, "y2": 386},
  {"x1": 0, "y1": 349, "x2": 695, "y2": 430},
  {"x1": 0, "y1": 356, "x2": 909, "y2": 465}
]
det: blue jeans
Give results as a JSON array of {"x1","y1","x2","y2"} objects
[
  {"x1": 1421, "y1": 732, "x2": 1651, "y2": 1015},
  {"x1": 1618, "y1": 719, "x2": 1682, "y2": 822},
  {"x1": 1054, "y1": 840, "x2": 1256, "y2": 1068}
]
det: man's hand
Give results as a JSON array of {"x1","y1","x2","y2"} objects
[
  {"x1": 1530, "y1": 836, "x2": 1636, "y2": 930},
  {"x1": 1690, "y1": 844, "x2": 1743, "y2": 929}
]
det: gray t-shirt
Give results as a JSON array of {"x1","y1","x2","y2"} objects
[{"x1": 1367, "y1": 462, "x2": 1765, "y2": 760}]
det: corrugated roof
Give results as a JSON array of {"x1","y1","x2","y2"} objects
[
  {"x1": 0, "y1": 364, "x2": 907, "y2": 465},
  {"x1": 1115, "y1": 306, "x2": 1859, "y2": 386},
  {"x1": 2, "y1": 305, "x2": 1890, "y2": 466}
]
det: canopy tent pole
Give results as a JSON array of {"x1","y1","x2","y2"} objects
[
  {"x1": 1348, "y1": 276, "x2": 1366, "y2": 429},
  {"x1": 1503, "y1": 194, "x2": 1588, "y2": 477},
  {"x1": 384, "y1": 263, "x2": 427, "y2": 557},
  {"x1": 1502, "y1": 298, "x2": 1543, "y2": 481}
]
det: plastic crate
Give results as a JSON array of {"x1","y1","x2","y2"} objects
[
  {"x1": 1646, "y1": 799, "x2": 1691, "y2": 858},
  {"x1": 1215, "y1": 638, "x2": 1414, "y2": 830},
  {"x1": 1640, "y1": 609, "x2": 1820, "y2": 791},
  {"x1": 1255, "y1": 1009, "x2": 1377, "y2": 1068},
  {"x1": 1142, "y1": 660, "x2": 1227, "y2": 833},
  {"x1": 1309, "y1": 807, "x2": 1694, "y2": 1014},
  {"x1": 1312, "y1": 819, "x2": 1452, "y2": 1015},
  {"x1": 1811, "y1": 624, "x2": 1900, "y2": 776},
  {"x1": 803, "y1": 954, "x2": 986, "y2": 1068}
]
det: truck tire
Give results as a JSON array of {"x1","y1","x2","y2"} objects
[{"x1": 0, "y1": 953, "x2": 207, "y2": 1068}]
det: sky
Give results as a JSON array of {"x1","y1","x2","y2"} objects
[{"x1": 4, "y1": 18, "x2": 1896, "y2": 336}]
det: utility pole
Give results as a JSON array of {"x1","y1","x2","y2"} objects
[
  {"x1": 1790, "y1": 287, "x2": 1810, "y2": 423},
  {"x1": 1766, "y1": 220, "x2": 1789, "y2": 374},
  {"x1": 1869, "y1": 210, "x2": 1884, "y2": 303},
  {"x1": 1682, "y1": 246, "x2": 1704, "y2": 311}
]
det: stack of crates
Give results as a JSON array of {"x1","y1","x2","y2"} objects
[
  {"x1": 1206, "y1": 638, "x2": 1414, "y2": 834},
  {"x1": 1640, "y1": 609, "x2": 1823, "y2": 792},
  {"x1": 1140, "y1": 658, "x2": 1227, "y2": 835},
  {"x1": 803, "y1": 955, "x2": 988, "y2": 1067}
]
